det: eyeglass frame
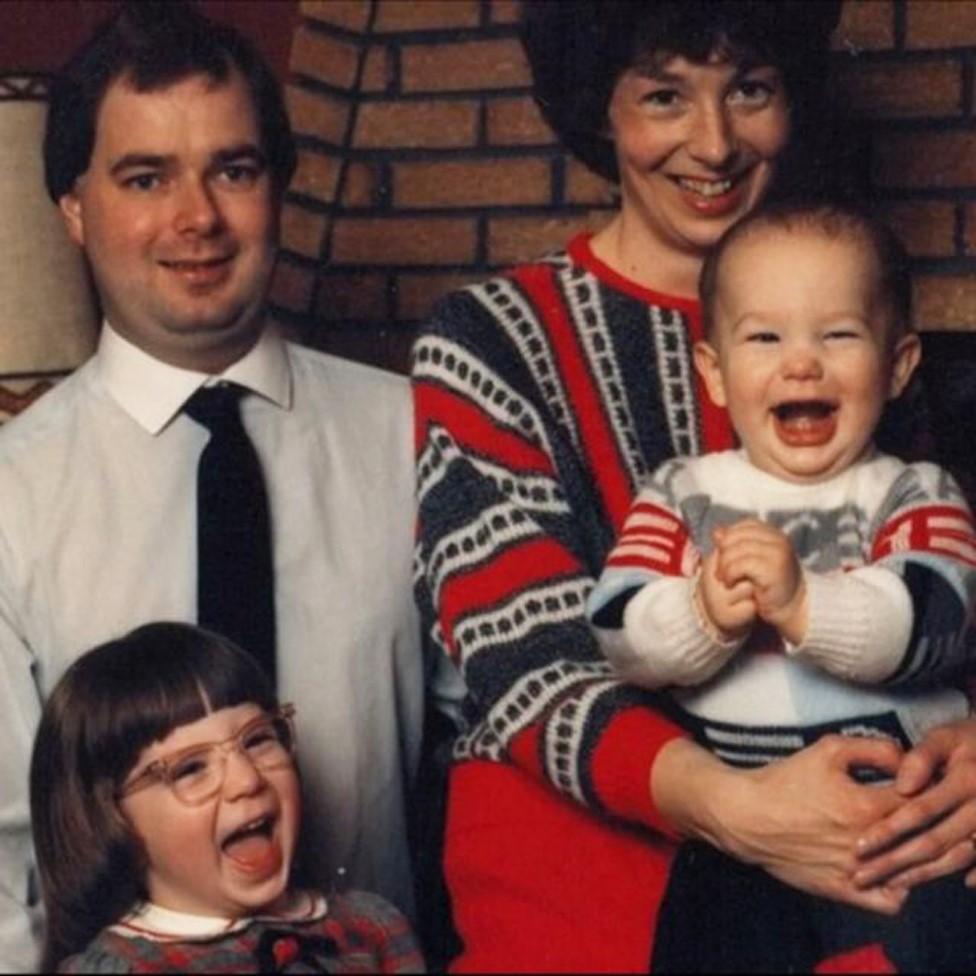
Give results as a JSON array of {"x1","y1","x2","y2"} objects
[{"x1": 116, "y1": 703, "x2": 297, "y2": 806}]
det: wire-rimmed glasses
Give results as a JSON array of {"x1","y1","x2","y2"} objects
[{"x1": 117, "y1": 703, "x2": 296, "y2": 806}]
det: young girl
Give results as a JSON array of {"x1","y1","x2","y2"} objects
[{"x1": 29, "y1": 622, "x2": 424, "y2": 973}]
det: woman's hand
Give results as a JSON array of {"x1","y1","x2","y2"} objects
[
  {"x1": 853, "y1": 718, "x2": 976, "y2": 890},
  {"x1": 653, "y1": 734, "x2": 909, "y2": 914}
]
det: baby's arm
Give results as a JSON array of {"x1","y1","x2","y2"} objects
[{"x1": 588, "y1": 479, "x2": 750, "y2": 689}]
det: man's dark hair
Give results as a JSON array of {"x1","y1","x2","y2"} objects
[
  {"x1": 521, "y1": 0, "x2": 842, "y2": 192},
  {"x1": 699, "y1": 201, "x2": 913, "y2": 343},
  {"x1": 43, "y1": 0, "x2": 297, "y2": 202}
]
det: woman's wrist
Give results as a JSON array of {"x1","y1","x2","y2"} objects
[{"x1": 651, "y1": 736, "x2": 749, "y2": 852}]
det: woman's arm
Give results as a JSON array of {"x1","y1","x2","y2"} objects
[
  {"x1": 652, "y1": 734, "x2": 912, "y2": 914},
  {"x1": 852, "y1": 718, "x2": 976, "y2": 889},
  {"x1": 413, "y1": 282, "x2": 689, "y2": 832}
]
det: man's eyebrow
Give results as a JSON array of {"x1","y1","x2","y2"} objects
[
  {"x1": 109, "y1": 153, "x2": 172, "y2": 177},
  {"x1": 213, "y1": 144, "x2": 266, "y2": 166}
]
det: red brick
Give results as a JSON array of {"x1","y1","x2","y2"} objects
[
  {"x1": 401, "y1": 38, "x2": 531, "y2": 92},
  {"x1": 281, "y1": 202, "x2": 329, "y2": 259},
  {"x1": 880, "y1": 201, "x2": 956, "y2": 258},
  {"x1": 395, "y1": 271, "x2": 484, "y2": 320},
  {"x1": 906, "y1": 0, "x2": 976, "y2": 49},
  {"x1": 331, "y1": 216, "x2": 477, "y2": 264},
  {"x1": 490, "y1": 0, "x2": 522, "y2": 25},
  {"x1": 290, "y1": 26, "x2": 361, "y2": 89},
  {"x1": 269, "y1": 260, "x2": 316, "y2": 314},
  {"x1": 354, "y1": 100, "x2": 478, "y2": 148},
  {"x1": 565, "y1": 158, "x2": 617, "y2": 206},
  {"x1": 361, "y1": 44, "x2": 394, "y2": 92},
  {"x1": 341, "y1": 162, "x2": 380, "y2": 207},
  {"x1": 874, "y1": 131, "x2": 976, "y2": 188},
  {"x1": 913, "y1": 274, "x2": 976, "y2": 331},
  {"x1": 299, "y1": 0, "x2": 371, "y2": 33},
  {"x1": 961, "y1": 202, "x2": 976, "y2": 255},
  {"x1": 836, "y1": 60, "x2": 961, "y2": 118},
  {"x1": 316, "y1": 272, "x2": 389, "y2": 321},
  {"x1": 832, "y1": 0, "x2": 895, "y2": 51},
  {"x1": 488, "y1": 213, "x2": 612, "y2": 266},
  {"x1": 285, "y1": 86, "x2": 350, "y2": 143},
  {"x1": 394, "y1": 158, "x2": 550, "y2": 208},
  {"x1": 291, "y1": 150, "x2": 342, "y2": 202},
  {"x1": 374, "y1": 0, "x2": 481, "y2": 32},
  {"x1": 486, "y1": 96, "x2": 554, "y2": 145}
]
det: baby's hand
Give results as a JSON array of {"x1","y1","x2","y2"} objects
[
  {"x1": 697, "y1": 547, "x2": 756, "y2": 641},
  {"x1": 713, "y1": 520, "x2": 807, "y2": 644}
]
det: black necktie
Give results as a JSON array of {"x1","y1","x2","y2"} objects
[{"x1": 184, "y1": 384, "x2": 276, "y2": 685}]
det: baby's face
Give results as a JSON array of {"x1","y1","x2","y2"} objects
[
  {"x1": 118, "y1": 702, "x2": 301, "y2": 918},
  {"x1": 695, "y1": 227, "x2": 919, "y2": 483}
]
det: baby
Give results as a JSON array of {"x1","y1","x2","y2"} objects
[
  {"x1": 30, "y1": 622, "x2": 424, "y2": 973},
  {"x1": 588, "y1": 201, "x2": 976, "y2": 972}
]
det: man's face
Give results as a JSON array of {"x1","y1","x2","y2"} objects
[{"x1": 59, "y1": 69, "x2": 278, "y2": 372}]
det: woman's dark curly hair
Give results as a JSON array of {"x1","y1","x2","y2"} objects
[{"x1": 522, "y1": 0, "x2": 843, "y2": 195}]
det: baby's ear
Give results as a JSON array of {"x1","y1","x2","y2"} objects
[
  {"x1": 888, "y1": 332, "x2": 921, "y2": 399},
  {"x1": 693, "y1": 341, "x2": 728, "y2": 408}
]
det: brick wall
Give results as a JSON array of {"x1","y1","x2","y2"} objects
[{"x1": 273, "y1": 0, "x2": 976, "y2": 375}]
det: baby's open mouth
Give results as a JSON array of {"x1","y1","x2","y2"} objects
[{"x1": 771, "y1": 399, "x2": 838, "y2": 446}]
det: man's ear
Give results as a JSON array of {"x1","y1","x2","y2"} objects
[
  {"x1": 888, "y1": 332, "x2": 922, "y2": 400},
  {"x1": 58, "y1": 190, "x2": 85, "y2": 247},
  {"x1": 692, "y1": 340, "x2": 728, "y2": 408}
]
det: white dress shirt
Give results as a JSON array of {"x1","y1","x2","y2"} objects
[{"x1": 0, "y1": 323, "x2": 447, "y2": 972}]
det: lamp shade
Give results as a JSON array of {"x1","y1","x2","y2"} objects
[{"x1": 0, "y1": 89, "x2": 97, "y2": 373}]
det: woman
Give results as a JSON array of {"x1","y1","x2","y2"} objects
[{"x1": 412, "y1": 2, "x2": 976, "y2": 970}]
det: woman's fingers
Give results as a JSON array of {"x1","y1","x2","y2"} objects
[{"x1": 872, "y1": 837, "x2": 976, "y2": 890}]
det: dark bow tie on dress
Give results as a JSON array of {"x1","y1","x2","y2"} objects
[{"x1": 255, "y1": 926, "x2": 338, "y2": 972}]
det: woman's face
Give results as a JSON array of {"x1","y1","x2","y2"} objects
[{"x1": 606, "y1": 51, "x2": 791, "y2": 261}]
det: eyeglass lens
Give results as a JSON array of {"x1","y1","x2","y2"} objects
[{"x1": 168, "y1": 714, "x2": 294, "y2": 803}]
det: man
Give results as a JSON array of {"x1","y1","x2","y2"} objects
[{"x1": 0, "y1": 4, "x2": 455, "y2": 970}]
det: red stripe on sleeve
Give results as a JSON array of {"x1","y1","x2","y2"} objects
[
  {"x1": 439, "y1": 536, "x2": 581, "y2": 643},
  {"x1": 415, "y1": 381, "x2": 554, "y2": 475}
]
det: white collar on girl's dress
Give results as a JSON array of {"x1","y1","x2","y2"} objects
[{"x1": 108, "y1": 889, "x2": 327, "y2": 943}]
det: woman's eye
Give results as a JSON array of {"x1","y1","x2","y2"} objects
[
  {"x1": 641, "y1": 88, "x2": 681, "y2": 110},
  {"x1": 729, "y1": 79, "x2": 775, "y2": 108}
]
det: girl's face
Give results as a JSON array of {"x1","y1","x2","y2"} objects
[
  {"x1": 606, "y1": 50, "x2": 791, "y2": 262},
  {"x1": 119, "y1": 703, "x2": 301, "y2": 918}
]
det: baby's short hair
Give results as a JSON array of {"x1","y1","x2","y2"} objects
[{"x1": 700, "y1": 201, "x2": 912, "y2": 344}]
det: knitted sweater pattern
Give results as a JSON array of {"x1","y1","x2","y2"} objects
[
  {"x1": 588, "y1": 450, "x2": 976, "y2": 765},
  {"x1": 412, "y1": 235, "x2": 733, "y2": 827}
]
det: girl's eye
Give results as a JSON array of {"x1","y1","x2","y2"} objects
[
  {"x1": 242, "y1": 723, "x2": 279, "y2": 754},
  {"x1": 170, "y1": 753, "x2": 212, "y2": 782}
]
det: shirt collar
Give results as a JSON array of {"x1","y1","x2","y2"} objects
[
  {"x1": 95, "y1": 321, "x2": 293, "y2": 435},
  {"x1": 109, "y1": 890, "x2": 327, "y2": 943}
]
